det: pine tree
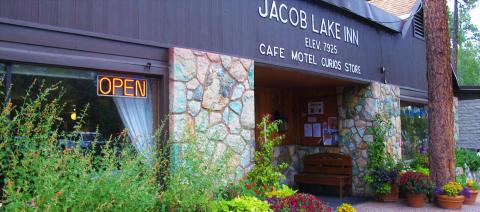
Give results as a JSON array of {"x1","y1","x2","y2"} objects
[{"x1": 424, "y1": 0, "x2": 456, "y2": 186}]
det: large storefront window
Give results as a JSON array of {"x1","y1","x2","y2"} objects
[
  {"x1": 401, "y1": 105, "x2": 428, "y2": 160},
  {"x1": 1, "y1": 63, "x2": 155, "y2": 156}
]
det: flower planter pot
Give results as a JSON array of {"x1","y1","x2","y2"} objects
[
  {"x1": 405, "y1": 193, "x2": 425, "y2": 207},
  {"x1": 377, "y1": 184, "x2": 399, "y2": 202},
  {"x1": 464, "y1": 189, "x2": 479, "y2": 205},
  {"x1": 436, "y1": 194, "x2": 465, "y2": 209}
]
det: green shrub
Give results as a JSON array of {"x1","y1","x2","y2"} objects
[
  {"x1": 211, "y1": 196, "x2": 272, "y2": 212},
  {"x1": 364, "y1": 113, "x2": 398, "y2": 195},
  {"x1": 0, "y1": 82, "x2": 162, "y2": 211},
  {"x1": 247, "y1": 115, "x2": 287, "y2": 188},
  {"x1": 456, "y1": 148, "x2": 480, "y2": 171},
  {"x1": 160, "y1": 132, "x2": 235, "y2": 211},
  {"x1": 265, "y1": 184, "x2": 297, "y2": 198},
  {"x1": 410, "y1": 152, "x2": 429, "y2": 169}
]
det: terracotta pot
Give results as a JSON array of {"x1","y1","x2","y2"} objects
[
  {"x1": 377, "y1": 184, "x2": 399, "y2": 202},
  {"x1": 436, "y1": 194, "x2": 465, "y2": 209},
  {"x1": 464, "y1": 189, "x2": 479, "y2": 205},
  {"x1": 405, "y1": 193, "x2": 425, "y2": 207}
]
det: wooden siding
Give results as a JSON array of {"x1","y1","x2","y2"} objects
[
  {"x1": 0, "y1": 0, "x2": 427, "y2": 92},
  {"x1": 255, "y1": 86, "x2": 337, "y2": 146}
]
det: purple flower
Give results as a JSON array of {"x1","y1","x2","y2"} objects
[
  {"x1": 267, "y1": 197, "x2": 281, "y2": 205},
  {"x1": 461, "y1": 187, "x2": 472, "y2": 198},
  {"x1": 434, "y1": 187, "x2": 444, "y2": 195}
]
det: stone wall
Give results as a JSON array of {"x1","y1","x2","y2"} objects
[
  {"x1": 337, "y1": 82, "x2": 401, "y2": 196},
  {"x1": 169, "y1": 47, "x2": 255, "y2": 179}
]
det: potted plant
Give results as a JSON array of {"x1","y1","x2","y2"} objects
[
  {"x1": 364, "y1": 114, "x2": 399, "y2": 202},
  {"x1": 435, "y1": 181, "x2": 469, "y2": 209},
  {"x1": 336, "y1": 203, "x2": 356, "y2": 212},
  {"x1": 364, "y1": 164, "x2": 399, "y2": 202},
  {"x1": 399, "y1": 171, "x2": 433, "y2": 207},
  {"x1": 464, "y1": 178, "x2": 480, "y2": 205}
]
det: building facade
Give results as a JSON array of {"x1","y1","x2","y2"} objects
[{"x1": 0, "y1": 0, "x2": 427, "y2": 196}]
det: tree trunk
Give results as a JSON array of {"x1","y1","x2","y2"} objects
[
  {"x1": 452, "y1": 0, "x2": 458, "y2": 72},
  {"x1": 424, "y1": 0, "x2": 456, "y2": 186}
]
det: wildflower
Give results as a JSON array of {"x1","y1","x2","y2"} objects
[{"x1": 55, "y1": 191, "x2": 63, "y2": 198}]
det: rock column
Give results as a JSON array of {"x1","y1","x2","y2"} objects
[
  {"x1": 169, "y1": 47, "x2": 255, "y2": 179},
  {"x1": 337, "y1": 82, "x2": 401, "y2": 196}
]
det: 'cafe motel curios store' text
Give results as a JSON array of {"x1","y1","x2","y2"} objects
[{"x1": 0, "y1": 0, "x2": 428, "y2": 196}]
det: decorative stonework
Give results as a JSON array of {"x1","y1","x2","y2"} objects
[
  {"x1": 337, "y1": 82, "x2": 401, "y2": 196},
  {"x1": 273, "y1": 146, "x2": 339, "y2": 186},
  {"x1": 169, "y1": 47, "x2": 255, "y2": 179}
]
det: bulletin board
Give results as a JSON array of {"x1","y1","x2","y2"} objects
[{"x1": 300, "y1": 94, "x2": 338, "y2": 146}]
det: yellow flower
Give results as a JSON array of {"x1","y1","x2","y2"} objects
[
  {"x1": 467, "y1": 178, "x2": 474, "y2": 187},
  {"x1": 337, "y1": 203, "x2": 356, "y2": 212}
]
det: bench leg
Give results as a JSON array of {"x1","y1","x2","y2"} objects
[{"x1": 339, "y1": 180, "x2": 343, "y2": 199}]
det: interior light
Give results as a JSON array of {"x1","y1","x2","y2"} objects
[{"x1": 70, "y1": 108, "x2": 77, "y2": 121}]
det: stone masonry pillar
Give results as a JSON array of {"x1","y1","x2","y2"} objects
[
  {"x1": 169, "y1": 47, "x2": 256, "y2": 179},
  {"x1": 337, "y1": 82, "x2": 401, "y2": 196}
]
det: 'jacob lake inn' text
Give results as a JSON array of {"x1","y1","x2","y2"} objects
[{"x1": 259, "y1": 0, "x2": 359, "y2": 46}]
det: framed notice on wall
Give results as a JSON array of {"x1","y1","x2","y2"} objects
[
  {"x1": 312, "y1": 123, "x2": 322, "y2": 138},
  {"x1": 307, "y1": 101, "x2": 324, "y2": 115},
  {"x1": 304, "y1": 124, "x2": 313, "y2": 137},
  {"x1": 328, "y1": 117, "x2": 338, "y2": 130}
]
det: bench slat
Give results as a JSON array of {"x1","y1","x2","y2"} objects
[
  {"x1": 304, "y1": 158, "x2": 352, "y2": 166},
  {"x1": 295, "y1": 174, "x2": 346, "y2": 186},
  {"x1": 294, "y1": 153, "x2": 353, "y2": 198},
  {"x1": 303, "y1": 166, "x2": 352, "y2": 175}
]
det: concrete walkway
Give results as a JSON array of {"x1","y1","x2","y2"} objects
[{"x1": 354, "y1": 199, "x2": 480, "y2": 212}]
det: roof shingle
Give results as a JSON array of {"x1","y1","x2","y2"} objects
[{"x1": 368, "y1": 0, "x2": 417, "y2": 18}]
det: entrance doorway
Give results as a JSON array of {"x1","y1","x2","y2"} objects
[{"x1": 254, "y1": 64, "x2": 362, "y2": 192}]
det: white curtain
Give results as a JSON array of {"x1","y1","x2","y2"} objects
[{"x1": 113, "y1": 82, "x2": 153, "y2": 158}]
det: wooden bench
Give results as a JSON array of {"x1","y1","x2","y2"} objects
[{"x1": 294, "y1": 153, "x2": 352, "y2": 198}]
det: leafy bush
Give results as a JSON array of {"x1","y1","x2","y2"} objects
[
  {"x1": 455, "y1": 148, "x2": 480, "y2": 171},
  {"x1": 239, "y1": 181, "x2": 274, "y2": 200},
  {"x1": 0, "y1": 82, "x2": 162, "y2": 211},
  {"x1": 457, "y1": 175, "x2": 480, "y2": 191},
  {"x1": 265, "y1": 184, "x2": 297, "y2": 198},
  {"x1": 247, "y1": 115, "x2": 287, "y2": 188},
  {"x1": 415, "y1": 166, "x2": 430, "y2": 176},
  {"x1": 267, "y1": 193, "x2": 332, "y2": 212},
  {"x1": 160, "y1": 132, "x2": 235, "y2": 211},
  {"x1": 467, "y1": 179, "x2": 480, "y2": 190},
  {"x1": 336, "y1": 203, "x2": 356, "y2": 212},
  {"x1": 212, "y1": 196, "x2": 271, "y2": 212},
  {"x1": 410, "y1": 151, "x2": 429, "y2": 169},
  {"x1": 364, "y1": 167, "x2": 398, "y2": 195},
  {"x1": 364, "y1": 113, "x2": 398, "y2": 195},
  {"x1": 399, "y1": 172, "x2": 433, "y2": 194}
]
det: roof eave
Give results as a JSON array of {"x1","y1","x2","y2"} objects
[{"x1": 320, "y1": 0, "x2": 404, "y2": 32}]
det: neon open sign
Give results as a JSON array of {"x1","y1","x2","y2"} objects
[{"x1": 97, "y1": 75, "x2": 147, "y2": 98}]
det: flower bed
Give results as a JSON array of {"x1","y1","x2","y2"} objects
[{"x1": 267, "y1": 193, "x2": 332, "y2": 212}]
